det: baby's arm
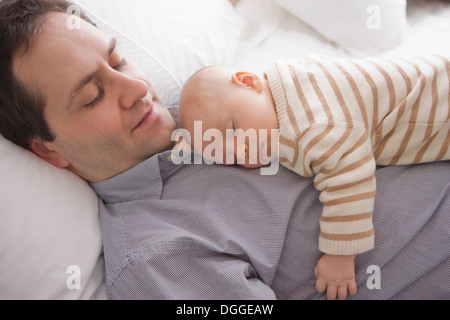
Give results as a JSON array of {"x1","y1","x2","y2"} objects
[
  {"x1": 285, "y1": 122, "x2": 376, "y2": 299},
  {"x1": 314, "y1": 125, "x2": 376, "y2": 299},
  {"x1": 313, "y1": 126, "x2": 376, "y2": 257},
  {"x1": 288, "y1": 122, "x2": 377, "y2": 254}
]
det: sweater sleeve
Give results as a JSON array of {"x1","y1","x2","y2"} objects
[
  {"x1": 285, "y1": 122, "x2": 376, "y2": 255},
  {"x1": 309, "y1": 123, "x2": 376, "y2": 255}
]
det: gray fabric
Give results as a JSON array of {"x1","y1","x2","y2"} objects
[{"x1": 91, "y1": 152, "x2": 450, "y2": 300}]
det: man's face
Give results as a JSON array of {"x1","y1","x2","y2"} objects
[{"x1": 13, "y1": 13, "x2": 177, "y2": 182}]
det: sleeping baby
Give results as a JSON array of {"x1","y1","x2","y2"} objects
[{"x1": 177, "y1": 54, "x2": 450, "y2": 300}]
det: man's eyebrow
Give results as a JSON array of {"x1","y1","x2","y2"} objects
[{"x1": 66, "y1": 37, "x2": 117, "y2": 109}]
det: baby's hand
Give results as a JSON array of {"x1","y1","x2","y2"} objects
[{"x1": 314, "y1": 254, "x2": 357, "y2": 300}]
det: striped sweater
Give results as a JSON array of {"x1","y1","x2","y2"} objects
[{"x1": 265, "y1": 54, "x2": 450, "y2": 255}]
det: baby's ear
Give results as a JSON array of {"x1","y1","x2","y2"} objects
[{"x1": 231, "y1": 72, "x2": 264, "y2": 93}]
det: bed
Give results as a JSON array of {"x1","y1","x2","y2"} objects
[{"x1": 0, "y1": 0, "x2": 449, "y2": 299}]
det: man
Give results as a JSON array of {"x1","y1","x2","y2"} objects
[
  {"x1": 1, "y1": 0, "x2": 449, "y2": 299},
  {"x1": 0, "y1": 0, "x2": 176, "y2": 183}
]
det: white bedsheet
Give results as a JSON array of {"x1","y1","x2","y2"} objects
[{"x1": 233, "y1": 0, "x2": 450, "y2": 76}]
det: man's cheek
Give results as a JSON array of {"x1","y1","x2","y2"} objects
[{"x1": 84, "y1": 120, "x2": 124, "y2": 148}]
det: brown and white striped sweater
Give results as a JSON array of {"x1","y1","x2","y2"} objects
[{"x1": 265, "y1": 54, "x2": 450, "y2": 255}]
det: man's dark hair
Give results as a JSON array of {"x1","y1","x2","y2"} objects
[{"x1": 0, "y1": 0, "x2": 94, "y2": 148}]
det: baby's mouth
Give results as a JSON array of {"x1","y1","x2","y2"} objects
[{"x1": 259, "y1": 141, "x2": 271, "y2": 164}]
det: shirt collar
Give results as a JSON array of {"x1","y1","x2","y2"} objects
[{"x1": 90, "y1": 150, "x2": 189, "y2": 203}]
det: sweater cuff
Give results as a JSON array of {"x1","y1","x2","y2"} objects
[{"x1": 319, "y1": 234, "x2": 374, "y2": 255}]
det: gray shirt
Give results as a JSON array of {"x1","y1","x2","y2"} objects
[{"x1": 91, "y1": 151, "x2": 450, "y2": 300}]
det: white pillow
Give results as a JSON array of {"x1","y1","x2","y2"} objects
[
  {"x1": 74, "y1": 0, "x2": 244, "y2": 106},
  {"x1": 273, "y1": 0, "x2": 407, "y2": 56},
  {"x1": 0, "y1": 136, "x2": 107, "y2": 300}
]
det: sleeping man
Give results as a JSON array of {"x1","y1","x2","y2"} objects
[{"x1": 0, "y1": 0, "x2": 449, "y2": 300}]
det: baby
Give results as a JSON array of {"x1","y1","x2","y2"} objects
[{"x1": 178, "y1": 55, "x2": 450, "y2": 300}]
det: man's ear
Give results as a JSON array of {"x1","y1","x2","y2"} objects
[
  {"x1": 28, "y1": 139, "x2": 70, "y2": 168},
  {"x1": 231, "y1": 72, "x2": 264, "y2": 93}
]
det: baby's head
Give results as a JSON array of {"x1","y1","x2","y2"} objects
[{"x1": 179, "y1": 65, "x2": 279, "y2": 168}]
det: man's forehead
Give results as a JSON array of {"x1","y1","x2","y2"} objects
[
  {"x1": 13, "y1": 12, "x2": 111, "y2": 99},
  {"x1": 44, "y1": 12, "x2": 106, "y2": 41},
  {"x1": 15, "y1": 13, "x2": 104, "y2": 70}
]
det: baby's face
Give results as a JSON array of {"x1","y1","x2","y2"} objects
[{"x1": 179, "y1": 66, "x2": 279, "y2": 168}]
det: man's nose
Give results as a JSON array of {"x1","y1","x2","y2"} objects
[{"x1": 115, "y1": 73, "x2": 150, "y2": 109}]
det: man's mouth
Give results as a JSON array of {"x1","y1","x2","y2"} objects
[
  {"x1": 133, "y1": 105, "x2": 155, "y2": 132},
  {"x1": 138, "y1": 113, "x2": 150, "y2": 126}
]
